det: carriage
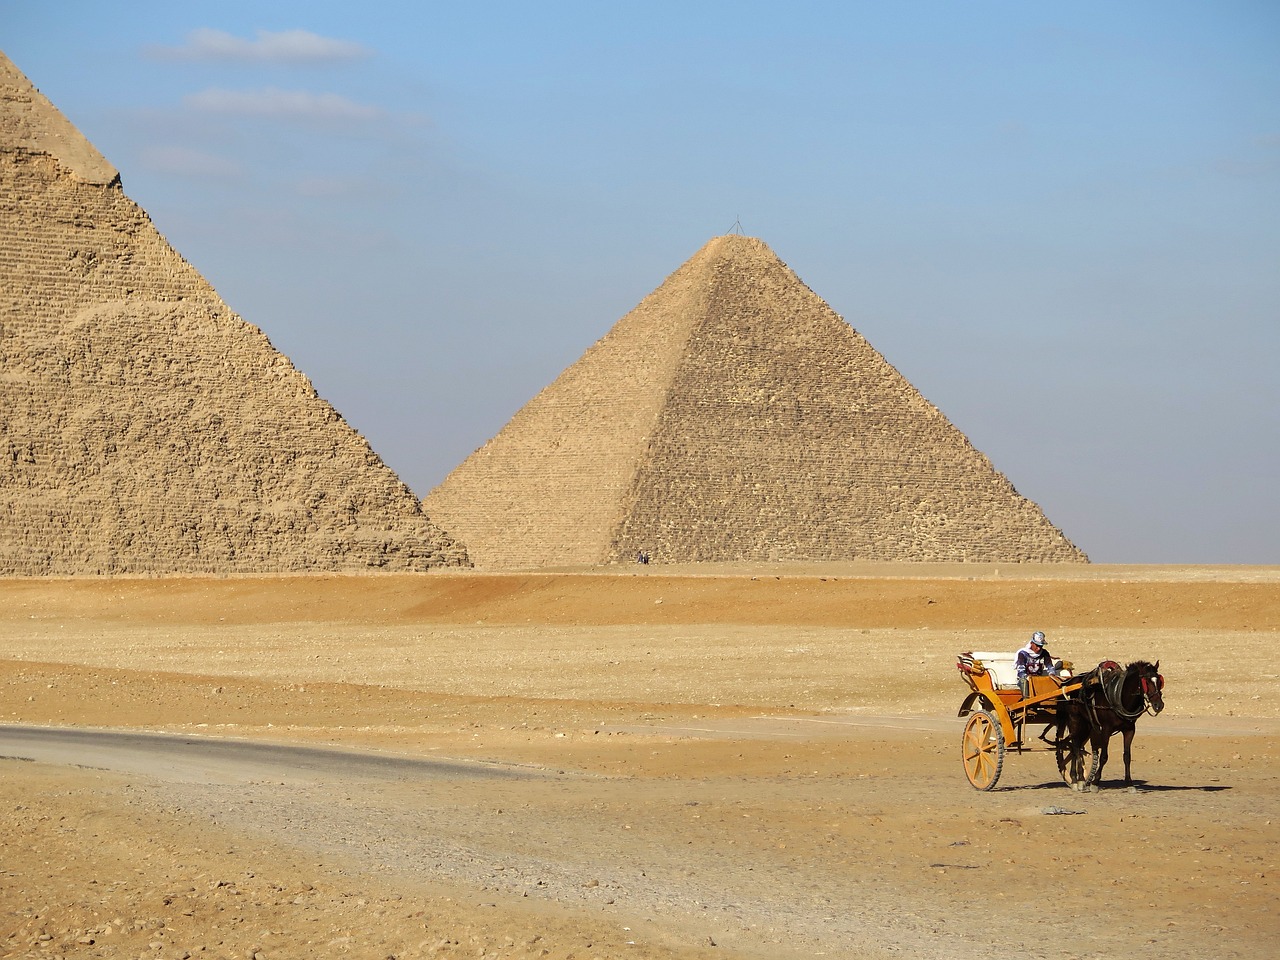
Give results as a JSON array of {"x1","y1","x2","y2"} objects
[
  {"x1": 955, "y1": 651, "x2": 1087, "y2": 790},
  {"x1": 956, "y1": 651, "x2": 1165, "y2": 791}
]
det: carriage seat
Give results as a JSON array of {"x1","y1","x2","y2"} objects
[{"x1": 969, "y1": 652, "x2": 1021, "y2": 689}]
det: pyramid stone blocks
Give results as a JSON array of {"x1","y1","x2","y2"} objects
[
  {"x1": 1, "y1": 52, "x2": 466, "y2": 574},
  {"x1": 425, "y1": 235, "x2": 1086, "y2": 567}
]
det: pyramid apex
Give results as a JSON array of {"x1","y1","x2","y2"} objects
[
  {"x1": 679, "y1": 233, "x2": 781, "y2": 271},
  {"x1": 703, "y1": 232, "x2": 770, "y2": 251},
  {"x1": 1, "y1": 49, "x2": 118, "y2": 184}
]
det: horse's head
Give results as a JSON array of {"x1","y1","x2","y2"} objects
[{"x1": 1136, "y1": 660, "x2": 1164, "y2": 715}]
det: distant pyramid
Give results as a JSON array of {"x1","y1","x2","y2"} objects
[
  {"x1": 0, "y1": 51, "x2": 467, "y2": 574},
  {"x1": 424, "y1": 234, "x2": 1086, "y2": 567}
]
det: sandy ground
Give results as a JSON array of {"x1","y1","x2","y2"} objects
[{"x1": 1, "y1": 563, "x2": 1278, "y2": 959}]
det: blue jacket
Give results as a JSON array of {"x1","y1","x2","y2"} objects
[{"x1": 1016, "y1": 643, "x2": 1052, "y2": 680}]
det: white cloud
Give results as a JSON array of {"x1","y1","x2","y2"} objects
[
  {"x1": 185, "y1": 87, "x2": 385, "y2": 123},
  {"x1": 138, "y1": 145, "x2": 244, "y2": 178},
  {"x1": 149, "y1": 28, "x2": 371, "y2": 64}
]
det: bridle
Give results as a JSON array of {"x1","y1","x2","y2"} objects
[{"x1": 1139, "y1": 669, "x2": 1165, "y2": 717}]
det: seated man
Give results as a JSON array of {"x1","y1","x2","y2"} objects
[{"x1": 1016, "y1": 630, "x2": 1056, "y2": 698}]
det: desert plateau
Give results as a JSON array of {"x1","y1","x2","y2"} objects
[{"x1": 2, "y1": 563, "x2": 1277, "y2": 960}]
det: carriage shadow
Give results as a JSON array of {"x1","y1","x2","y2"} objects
[{"x1": 1013, "y1": 780, "x2": 1081, "y2": 792}]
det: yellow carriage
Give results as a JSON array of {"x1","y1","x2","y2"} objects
[{"x1": 955, "y1": 651, "x2": 1090, "y2": 790}]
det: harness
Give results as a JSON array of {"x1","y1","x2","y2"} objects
[
  {"x1": 1098, "y1": 665, "x2": 1147, "y2": 720},
  {"x1": 1080, "y1": 661, "x2": 1161, "y2": 721}
]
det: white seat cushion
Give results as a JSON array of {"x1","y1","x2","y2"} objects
[{"x1": 970, "y1": 652, "x2": 1020, "y2": 689}]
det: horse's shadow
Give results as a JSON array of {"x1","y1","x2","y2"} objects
[
  {"x1": 1015, "y1": 779, "x2": 1231, "y2": 793},
  {"x1": 1115, "y1": 781, "x2": 1231, "y2": 793}
]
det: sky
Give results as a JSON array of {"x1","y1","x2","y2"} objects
[{"x1": 4, "y1": 1, "x2": 1278, "y2": 564}]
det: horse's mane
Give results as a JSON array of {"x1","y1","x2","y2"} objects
[{"x1": 1077, "y1": 659, "x2": 1157, "y2": 681}]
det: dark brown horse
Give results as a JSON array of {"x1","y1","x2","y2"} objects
[{"x1": 1057, "y1": 660, "x2": 1164, "y2": 788}]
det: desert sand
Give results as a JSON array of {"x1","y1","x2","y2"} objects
[{"x1": 2, "y1": 563, "x2": 1278, "y2": 959}]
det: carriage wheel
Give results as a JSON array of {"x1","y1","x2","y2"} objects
[
  {"x1": 961, "y1": 709, "x2": 1005, "y2": 791},
  {"x1": 1056, "y1": 735, "x2": 1099, "y2": 787}
]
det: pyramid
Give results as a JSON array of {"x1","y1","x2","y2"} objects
[
  {"x1": 424, "y1": 234, "x2": 1087, "y2": 567},
  {"x1": 0, "y1": 51, "x2": 467, "y2": 574}
]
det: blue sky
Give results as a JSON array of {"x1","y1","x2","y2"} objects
[{"x1": 4, "y1": 1, "x2": 1278, "y2": 563}]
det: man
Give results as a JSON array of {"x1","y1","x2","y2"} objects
[{"x1": 1016, "y1": 631, "x2": 1054, "y2": 698}]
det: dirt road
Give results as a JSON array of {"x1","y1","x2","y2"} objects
[{"x1": 2, "y1": 565, "x2": 1277, "y2": 959}]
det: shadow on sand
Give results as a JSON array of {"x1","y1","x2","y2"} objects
[{"x1": 1008, "y1": 779, "x2": 1231, "y2": 793}]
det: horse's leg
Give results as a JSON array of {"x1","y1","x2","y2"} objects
[
  {"x1": 1059, "y1": 716, "x2": 1080, "y2": 788},
  {"x1": 1063, "y1": 705, "x2": 1089, "y2": 787},
  {"x1": 1055, "y1": 715, "x2": 1069, "y2": 780},
  {"x1": 1075, "y1": 726, "x2": 1090, "y2": 786},
  {"x1": 1094, "y1": 731, "x2": 1109, "y2": 785},
  {"x1": 1056, "y1": 709, "x2": 1077, "y2": 782},
  {"x1": 1122, "y1": 725, "x2": 1135, "y2": 785}
]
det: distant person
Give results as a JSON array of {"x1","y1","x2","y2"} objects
[{"x1": 1016, "y1": 631, "x2": 1055, "y2": 697}]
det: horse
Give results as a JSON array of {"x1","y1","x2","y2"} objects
[{"x1": 1056, "y1": 659, "x2": 1164, "y2": 788}]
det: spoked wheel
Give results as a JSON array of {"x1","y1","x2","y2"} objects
[
  {"x1": 1057, "y1": 735, "x2": 1099, "y2": 788},
  {"x1": 961, "y1": 709, "x2": 1005, "y2": 791}
]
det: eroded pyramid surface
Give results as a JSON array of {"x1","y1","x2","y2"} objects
[
  {"x1": 425, "y1": 235, "x2": 1086, "y2": 567},
  {"x1": 0, "y1": 52, "x2": 467, "y2": 574}
]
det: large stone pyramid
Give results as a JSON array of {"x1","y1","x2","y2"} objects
[
  {"x1": 0, "y1": 51, "x2": 467, "y2": 574},
  {"x1": 424, "y1": 234, "x2": 1087, "y2": 567}
]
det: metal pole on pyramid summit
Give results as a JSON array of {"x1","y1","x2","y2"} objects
[{"x1": 728, "y1": 217, "x2": 744, "y2": 235}]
